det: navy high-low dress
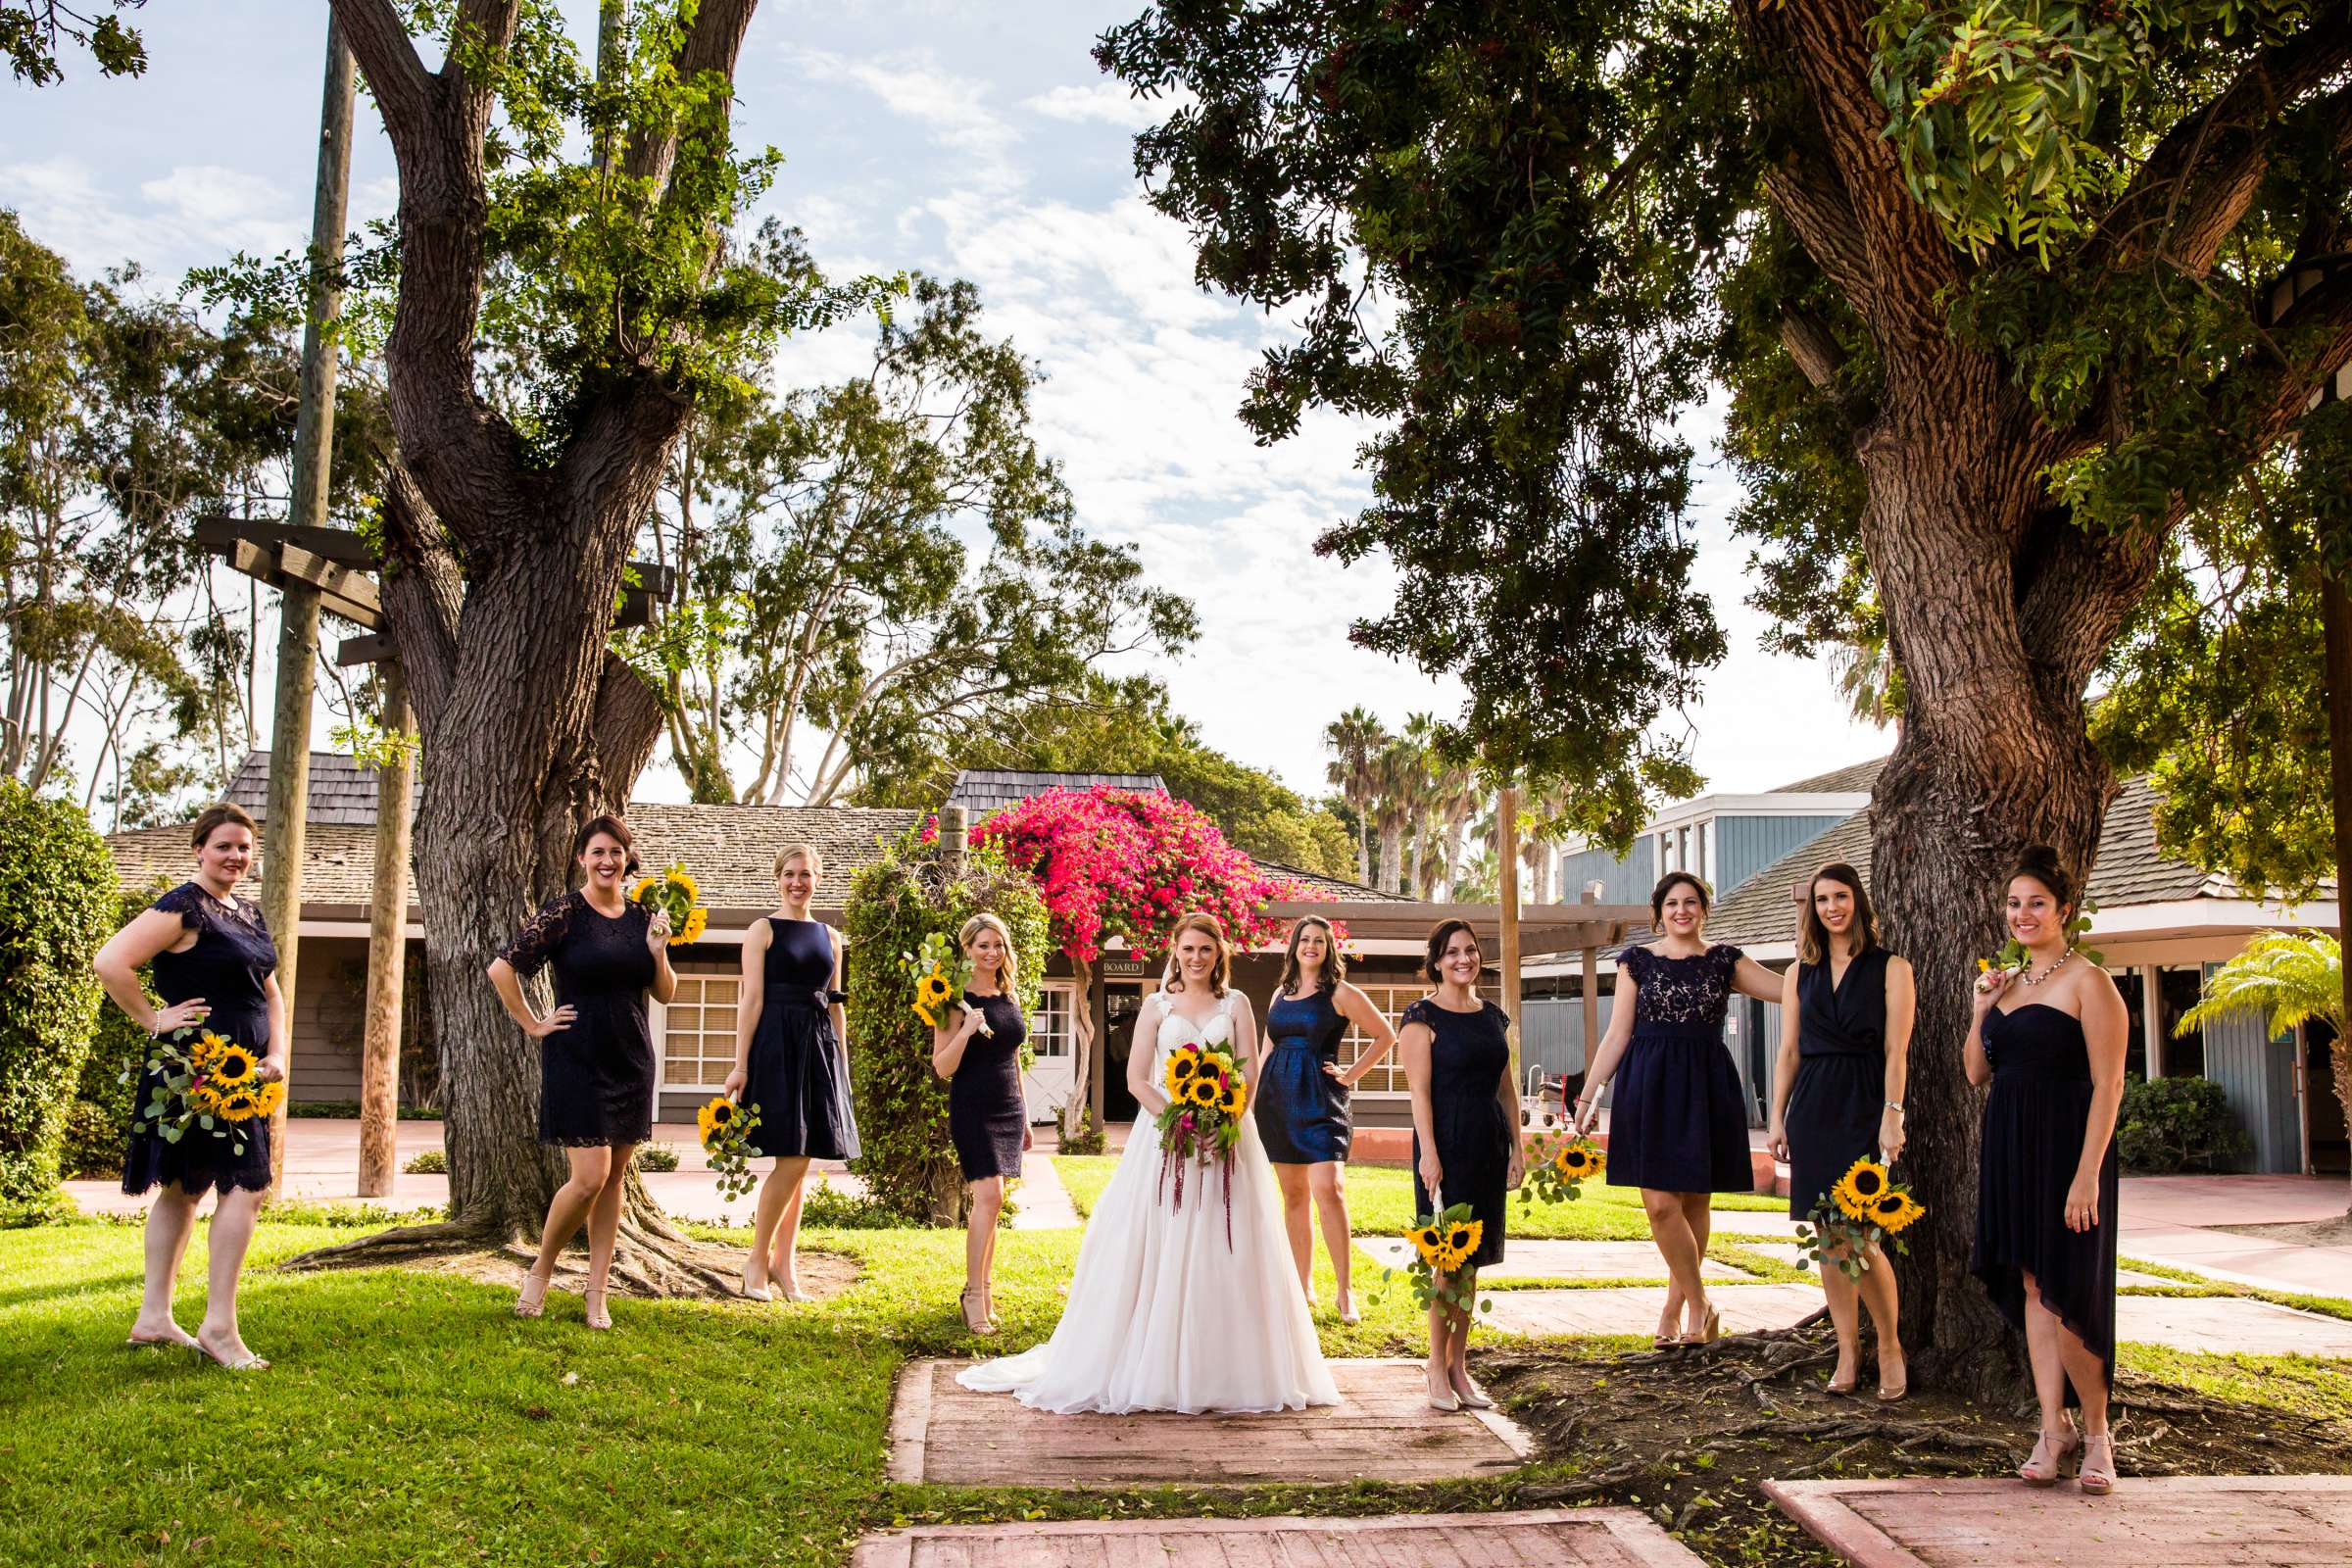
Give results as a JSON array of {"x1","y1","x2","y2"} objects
[
  {"x1": 1254, "y1": 987, "x2": 1352, "y2": 1164},
  {"x1": 499, "y1": 890, "x2": 658, "y2": 1147},
  {"x1": 1972, "y1": 1003, "x2": 2118, "y2": 1400},
  {"x1": 1785, "y1": 947, "x2": 1897, "y2": 1218},
  {"x1": 742, "y1": 917, "x2": 860, "y2": 1161},
  {"x1": 1407, "y1": 997, "x2": 1511, "y2": 1270},
  {"x1": 122, "y1": 882, "x2": 276, "y2": 1197},
  {"x1": 949, "y1": 989, "x2": 1028, "y2": 1181},
  {"x1": 1606, "y1": 944, "x2": 1754, "y2": 1194}
]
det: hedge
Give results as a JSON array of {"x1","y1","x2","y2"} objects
[
  {"x1": 845, "y1": 821, "x2": 1050, "y2": 1226},
  {"x1": 2116, "y1": 1073, "x2": 2249, "y2": 1174},
  {"x1": 0, "y1": 784, "x2": 118, "y2": 1201}
]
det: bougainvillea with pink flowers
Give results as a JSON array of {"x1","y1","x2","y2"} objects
[{"x1": 972, "y1": 787, "x2": 1302, "y2": 961}]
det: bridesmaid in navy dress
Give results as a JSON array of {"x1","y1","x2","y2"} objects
[
  {"x1": 1400, "y1": 918, "x2": 1523, "y2": 1412},
  {"x1": 92, "y1": 803, "x2": 287, "y2": 1370},
  {"x1": 1764, "y1": 862, "x2": 1915, "y2": 1398},
  {"x1": 931, "y1": 911, "x2": 1032, "y2": 1335},
  {"x1": 1574, "y1": 871, "x2": 1783, "y2": 1346},
  {"x1": 723, "y1": 844, "x2": 858, "y2": 1302},
  {"x1": 489, "y1": 814, "x2": 677, "y2": 1331},
  {"x1": 1969, "y1": 846, "x2": 2127, "y2": 1494},
  {"x1": 1256, "y1": 915, "x2": 1396, "y2": 1323}
]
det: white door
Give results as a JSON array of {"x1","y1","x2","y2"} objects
[{"x1": 1021, "y1": 983, "x2": 1078, "y2": 1123}]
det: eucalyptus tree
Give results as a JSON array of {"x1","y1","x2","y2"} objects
[
  {"x1": 300, "y1": 0, "x2": 881, "y2": 1283},
  {"x1": 1102, "y1": 0, "x2": 2352, "y2": 1391}
]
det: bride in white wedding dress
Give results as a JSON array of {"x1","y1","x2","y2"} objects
[{"x1": 958, "y1": 912, "x2": 1340, "y2": 1415}]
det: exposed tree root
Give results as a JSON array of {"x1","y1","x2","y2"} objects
[{"x1": 276, "y1": 1214, "x2": 857, "y2": 1301}]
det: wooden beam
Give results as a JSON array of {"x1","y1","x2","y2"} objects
[
  {"x1": 195, "y1": 514, "x2": 374, "y2": 566},
  {"x1": 336, "y1": 633, "x2": 397, "y2": 667},
  {"x1": 276, "y1": 542, "x2": 382, "y2": 627}
]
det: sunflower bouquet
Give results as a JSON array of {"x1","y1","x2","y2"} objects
[
  {"x1": 697, "y1": 1096, "x2": 762, "y2": 1201},
  {"x1": 130, "y1": 1029, "x2": 284, "y2": 1156},
  {"x1": 1793, "y1": 1155, "x2": 1927, "y2": 1280},
  {"x1": 1519, "y1": 1130, "x2": 1604, "y2": 1207},
  {"x1": 630, "y1": 862, "x2": 710, "y2": 945},
  {"x1": 1152, "y1": 1041, "x2": 1248, "y2": 1240},
  {"x1": 1979, "y1": 898, "x2": 2103, "y2": 980},
  {"x1": 899, "y1": 930, "x2": 990, "y2": 1034},
  {"x1": 1378, "y1": 1200, "x2": 1493, "y2": 1314}
]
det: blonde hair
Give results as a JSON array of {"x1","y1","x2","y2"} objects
[
  {"x1": 773, "y1": 843, "x2": 823, "y2": 880},
  {"x1": 958, "y1": 911, "x2": 1019, "y2": 995},
  {"x1": 1161, "y1": 911, "x2": 1233, "y2": 996}
]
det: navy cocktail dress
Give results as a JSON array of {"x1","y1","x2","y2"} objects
[
  {"x1": 742, "y1": 916, "x2": 859, "y2": 1160},
  {"x1": 1407, "y1": 998, "x2": 1511, "y2": 1270},
  {"x1": 499, "y1": 890, "x2": 658, "y2": 1147},
  {"x1": 949, "y1": 989, "x2": 1027, "y2": 1180},
  {"x1": 1605, "y1": 944, "x2": 1754, "y2": 1194},
  {"x1": 122, "y1": 882, "x2": 276, "y2": 1197},
  {"x1": 1972, "y1": 1002, "x2": 2118, "y2": 1399},
  {"x1": 1253, "y1": 987, "x2": 1351, "y2": 1163},
  {"x1": 1785, "y1": 947, "x2": 1896, "y2": 1218}
]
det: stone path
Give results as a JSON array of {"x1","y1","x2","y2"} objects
[
  {"x1": 852, "y1": 1509, "x2": 1705, "y2": 1567},
  {"x1": 1765, "y1": 1475, "x2": 2352, "y2": 1567},
  {"x1": 888, "y1": 1358, "x2": 1530, "y2": 1488},
  {"x1": 1366, "y1": 1237, "x2": 1755, "y2": 1280},
  {"x1": 1006, "y1": 1152, "x2": 1079, "y2": 1231},
  {"x1": 1486, "y1": 1283, "x2": 1827, "y2": 1338},
  {"x1": 2116, "y1": 1295, "x2": 2352, "y2": 1356}
]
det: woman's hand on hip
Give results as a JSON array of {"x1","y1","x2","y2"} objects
[
  {"x1": 152, "y1": 998, "x2": 210, "y2": 1034},
  {"x1": 524, "y1": 1004, "x2": 576, "y2": 1040}
]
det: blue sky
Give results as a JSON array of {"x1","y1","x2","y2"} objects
[{"x1": 2, "y1": 1, "x2": 1888, "y2": 808}]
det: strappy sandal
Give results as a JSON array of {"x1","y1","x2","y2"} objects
[
  {"x1": 2018, "y1": 1426, "x2": 2080, "y2": 1487},
  {"x1": 193, "y1": 1334, "x2": 270, "y2": 1372},
  {"x1": 514, "y1": 1269, "x2": 552, "y2": 1319},
  {"x1": 1679, "y1": 1303, "x2": 1722, "y2": 1346},
  {"x1": 2077, "y1": 1433, "x2": 2116, "y2": 1495},
  {"x1": 959, "y1": 1289, "x2": 995, "y2": 1335},
  {"x1": 583, "y1": 1288, "x2": 612, "y2": 1332}
]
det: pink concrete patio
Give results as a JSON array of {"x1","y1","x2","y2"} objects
[
  {"x1": 852, "y1": 1510, "x2": 1704, "y2": 1567},
  {"x1": 1765, "y1": 1475, "x2": 2352, "y2": 1567}
]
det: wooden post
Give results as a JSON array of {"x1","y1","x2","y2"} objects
[
  {"x1": 942, "y1": 806, "x2": 968, "y2": 877},
  {"x1": 261, "y1": 15, "x2": 356, "y2": 1187},
  {"x1": 1497, "y1": 779, "x2": 1523, "y2": 1102},
  {"x1": 1580, "y1": 884, "x2": 1600, "y2": 1083},
  {"x1": 357, "y1": 664, "x2": 415, "y2": 1197},
  {"x1": 2138, "y1": 963, "x2": 2167, "y2": 1081},
  {"x1": 2324, "y1": 571, "x2": 2352, "y2": 1138}
]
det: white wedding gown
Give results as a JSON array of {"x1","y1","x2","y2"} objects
[{"x1": 958, "y1": 990, "x2": 1340, "y2": 1414}]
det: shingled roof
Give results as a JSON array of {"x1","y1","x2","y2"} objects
[
  {"x1": 226, "y1": 751, "x2": 401, "y2": 826},
  {"x1": 1769, "y1": 756, "x2": 1888, "y2": 794},
  {"x1": 1702, "y1": 775, "x2": 2254, "y2": 950},
  {"x1": 945, "y1": 768, "x2": 1167, "y2": 816}
]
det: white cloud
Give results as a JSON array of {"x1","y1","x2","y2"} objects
[
  {"x1": 800, "y1": 49, "x2": 1024, "y2": 196},
  {"x1": 1, "y1": 157, "x2": 302, "y2": 280},
  {"x1": 1023, "y1": 80, "x2": 1188, "y2": 130}
]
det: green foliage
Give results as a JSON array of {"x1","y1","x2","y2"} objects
[
  {"x1": 844, "y1": 823, "x2": 1050, "y2": 1225},
  {"x1": 403, "y1": 1148, "x2": 448, "y2": 1176},
  {"x1": 75, "y1": 883, "x2": 160, "y2": 1127},
  {"x1": 2180, "y1": 931, "x2": 2342, "y2": 1039},
  {"x1": 2116, "y1": 1073, "x2": 2251, "y2": 1173},
  {"x1": 1055, "y1": 1106, "x2": 1105, "y2": 1157},
  {"x1": 633, "y1": 1143, "x2": 680, "y2": 1173},
  {"x1": 2, "y1": 2, "x2": 148, "y2": 85},
  {"x1": 0, "y1": 783, "x2": 115, "y2": 1201},
  {"x1": 53, "y1": 1100, "x2": 119, "y2": 1180}
]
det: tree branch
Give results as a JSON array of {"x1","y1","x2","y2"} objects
[
  {"x1": 323, "y1": 0, "x2": 433, "y2": 139},
  {"x1": 622, "y1": 0, "x2": 759, "y2": 197}
]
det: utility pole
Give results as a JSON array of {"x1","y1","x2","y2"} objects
[
  {"x1": 1497, "y1": 777, "x2": 1523, "y2": 1103},
  {"x1": 262, "y1": 14, "x2": 355, "y2": 1187},
  {"x1": 357, "y1": 663, "x2": 415, "y2": 1197}
]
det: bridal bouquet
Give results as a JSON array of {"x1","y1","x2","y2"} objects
[
  {"x1": 130, "y1": 1029, "x2": 283, "y2": 1156},
  {"x1": 1793, "y1": 1155, "x2": 1925, "y2": 1280},
  {"x1": 631, "y1": 862, "x2": 710, "y2": 945},
  {"x1": 1153, "y1": 1041, "x2": 1249, "y2": 1244}
]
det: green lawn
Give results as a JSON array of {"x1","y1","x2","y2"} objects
[{"x1": 1054, "y1": 1154, "x2": 1789, "y2": 1241}]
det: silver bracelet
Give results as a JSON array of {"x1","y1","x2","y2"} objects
[{"x1": 1884, "y1": 1102, "x2": 1904, "y2": 1115}]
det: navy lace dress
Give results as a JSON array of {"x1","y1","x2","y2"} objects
[
  {"x1": 1606, "y1": 944, "x2": 1754, "y2": 1193},
  {"x1": 1253, "y1": 987, "x2": 1351, "y2": 1163},
  {"x1": 1785, "y1": 947, "x2": 1896, "y2": 1218},
  {"x1": 498, "y1": 890, "x2": 657, "y2": 1148},
  {"x1": 1407, "y1": 998, "x2": 1511, "y2": 1270},
  {"x1": 742, "y1": 917, "x2": 860, "y2": 1160},
  {"x1": 1972, "y1": 1003, "x2": 2118, "y2": 1400},
  {"x1": 948, "y1": 990, "x2": 1027, "y2": 1181},
  {"x1": 122, "y1": 882, "x2": 276, "y2": 1197}
]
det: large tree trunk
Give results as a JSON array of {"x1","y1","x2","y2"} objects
[{"x1": 1061, "y1": 953, "x2": 1097, "y2": 1141}]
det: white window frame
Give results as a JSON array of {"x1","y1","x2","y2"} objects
[
  {"x1": 1028, "y1": 980, "x2": 1077, "y2": 1057},
  {"x1": 658, "y1": 969, "x2": 742, "y2": 1093},
  {"x1": 1339, "y1": 981, "x2": 1504, "y2": 1100}
]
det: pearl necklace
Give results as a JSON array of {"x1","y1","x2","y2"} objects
[{"x1": 2019, "y1": 950, "x2": 2073, "y2": 987}]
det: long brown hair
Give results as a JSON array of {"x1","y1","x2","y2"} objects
[
  {"x1": 1161, "y1": 911, "x2": 1233, "y2": 996},
  {"x1": 1276, "y1": 915, "x2": 1345, "y2": 997},
  {"x1": 1797, "y1": 861, "x2": 1878, "y2": 965}
]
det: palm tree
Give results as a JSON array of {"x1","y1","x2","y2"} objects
[
  {"x1": 1323, "y1": 707, "x2": 1387, "y2": 884},
  {"x1": 2180, "y1": 931, "x2": 2349, "y2": 1207},
  {"x1": 1401, "y1": 713, "x2": 1447, "y2": 897},
  {"x1": 1370, "y1": 736, "x2": 1430, "y2": 896}
]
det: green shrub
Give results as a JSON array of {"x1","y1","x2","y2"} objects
[
  {"x1": 76, "y1": 883, "x2": 167, "y2": 1129},
  {"x1": 0, "y1": 784, "x2": 117, "y2": 1202},
  {"x1": 799, "y1": 1176, "x2": 907, "y2": 1230},
  {"x1": 1058, "y1": 1105, "x2": 1105, "y2": 1156},
  {"x1": 285, "y1": 1099, "x2": 439, "y2": 1120},
  {"x1": 403, "y1": 1148, "x2": 448, "y2": 1175},
  {"x1": 56, "y1": 1100, "x2": 122, "y2": 1179},
  {"x1": 635, "y1": 1143, "x2": 680, "y2": 1172},
  {"x1": 844, "y1": 822, "x2": 1050, "y2": 1226},
  {"x1": 2117, "y1": 1074, "x2": 2250, "y2": 1173}
]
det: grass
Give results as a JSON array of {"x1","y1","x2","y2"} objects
[
  {"x1": 1052, "y1": 1154, "x2": 1788, "y2": 1241},
  {"x1": 2117, "y1": 1343, "x2": 2352, "y2": 1423},
  {"x1": 2119, "y1": 1255, "x2": 2352, "y2": 1325}
]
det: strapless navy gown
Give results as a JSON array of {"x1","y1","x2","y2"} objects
[
  {"x1": 1972, "y1": 1002, "x2": 2118, "y2": 1399},
  {"x1": 743, "y1": 917, "x2": 859, "y2": 1160},
  {"x1": 1253, "y1": 988, "x2": 1351, "y2": 1163},
  {"x1": 948, "y1": 990, "x2": 1027, "y2": 1180},
  {"x1": 122, "y1": 883, "x2": 276, "y2": 1196}
]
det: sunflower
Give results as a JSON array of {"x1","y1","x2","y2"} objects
[
  {"x1": 678, "y1": 906, "x2": 710, "y2": 944},
  {"x1": 253, "y1": 1079, "x2": 285, "y2": 1117},
  {"x1": 217, "y1": 1087, "x2": 264, "y2": 1122},
  {"x1": 189, "y1": 1081, "x2": 224, "y2": 1115},
  {"x1": 1833, "y1": 1156, "x2": 1890, "y2": 1220},
  {"x1": 192, "y1": 1031, "x2": 227, "y2": 1064},
  {"x1": 1187, "y1": 1077, "x2": 1223, "y2": 1109},
  {"x1": 1166, "y1": 1050, "x2": 1200, "y2": 1084},
  {"x1": 1553, "y1": 1144, "x2": 1601, "y2": 1180},
  {"x1": 913, "y1": 964, "x2": 954, "y2": 1027},
  {"x1": 1871, "y1": 1190, "x2": 1925, "y2": 1235},
  {"x1": 1219, "y1": 1080, "x2": 1248, "y2": 1117},
  {"x1": 207, "y1": 1043, "x2": 261, "y2": 1088},
  {"x1": 1408, "y1": 1222, "x2": 1446, "y2": 1268},
  {"x1": 1434, "y1": 1218, "x2": 1482, "y2": 1273},
  {"x1": 697, "y1": 1096, "x2": 741, "y2": 1144}
]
